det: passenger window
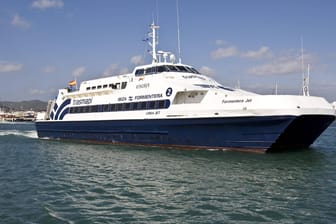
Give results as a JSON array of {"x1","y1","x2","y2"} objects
[
  {"x1": 121, "y1": 82, "x2": 127, "y2": 89},
  {"x1": 140, "y1": 101, "x2": 147, "y2": 110},
  {"x1": 125, "y1": 103, "x2": 131, "y2": 110},
  {"x1": 103, "y1": 104, "x2": 109, "y2": 112},
  {"x1": 116, "y1": 104, "x2": 123, "y2": 111},
  {"x1": 135, "y1": 69, "x2": 144, "y2": 76},
  {"x1": 149, "y1": 101, "x2": 156, "y2": 109}
]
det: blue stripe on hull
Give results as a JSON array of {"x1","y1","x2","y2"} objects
[{"x1": 36, "y1": 116, "x2": 299, "y2": 152}]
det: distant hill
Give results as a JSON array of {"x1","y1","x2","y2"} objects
[{"x1": 0, "y1": 100, "x2": 47, "y2": 112}]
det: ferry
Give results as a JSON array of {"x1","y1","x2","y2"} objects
[{"x1": 35, "y1": 23, "x2": 336, "y2": 153}]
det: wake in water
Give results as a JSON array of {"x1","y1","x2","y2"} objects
[
  {"x1": 0, "y1": 122, "x2": 38, "y2": 139},
  {"x1": 0, "y1": 129, "x2": 38, "y2": 139}
]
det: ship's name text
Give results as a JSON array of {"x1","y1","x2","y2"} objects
[
  {"x1": 222, "y1": 98, "x2": 252, "y2": 104},
  {"x1": 73, "y1": 98, "x2": 93, "y2": 105},
  {"x1": 118, "y1": 93, "x2": 163, "y2": 102},
  {"x1": 136, "y1": 83, "x2": 150, "y2": 89},
  {"x1": 135, "y1": 93, "x2": 162, "y2": 100}
]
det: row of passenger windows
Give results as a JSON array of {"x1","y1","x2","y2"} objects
[
  {"x1": 135, "y1": 65, "x2": 200, "y2": 76},
  {"x1": 86, "y1": 81, "x2": 127, "y2": 91},
  {"x1": 69, "y1": 99, "x2": 170, "y2": 114}
]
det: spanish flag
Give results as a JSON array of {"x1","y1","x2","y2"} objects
[{"x1": 68, "y1": 80, "x2": 76, "y2": 86}]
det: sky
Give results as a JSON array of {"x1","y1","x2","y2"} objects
[{"x1": 1, "y1": 0, "x2": 336, "y2": 102}]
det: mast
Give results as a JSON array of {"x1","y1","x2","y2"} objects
[
  {"x1": 300, "y1": 37, "x2": 310, "y2": 96},
  {"x1": 303, "y1": 64, "x2": 310, "y2": 96},
  {"x1": 150, "y1": 23, "x2": 160, "y2": 64},
  {"x1": 301, "y1": 37, "x2": 305, "y2": 95},
  {"x1": 176, "y1": 0, "x2": 182, "y2": 64}
]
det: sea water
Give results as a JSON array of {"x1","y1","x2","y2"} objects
[{"x1": 0, "y1": 122, "x2": 335, "y2": 223}]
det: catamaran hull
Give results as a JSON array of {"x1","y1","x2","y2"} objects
[{"x1": 35, "y1": 114, "x2": 335, "y2": 153}]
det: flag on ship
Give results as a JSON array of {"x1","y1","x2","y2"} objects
[{"x1": 68, "y1": 80, "x2": 76, "y2": 86}]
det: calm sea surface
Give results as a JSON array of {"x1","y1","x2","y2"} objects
[{"x1": 0, "y1": 122, "x2": 336, "y2": 224}]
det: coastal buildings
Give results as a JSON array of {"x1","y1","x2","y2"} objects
[{"x1": 0, "y1": 108, "x2": 37, "y2": 122}]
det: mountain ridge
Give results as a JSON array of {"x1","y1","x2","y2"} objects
[{"x1": 0, "y1": 100, "x2": 47, "y2": 112}]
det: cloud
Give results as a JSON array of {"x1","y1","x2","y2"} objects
[
  {"x1": 32, "y1": 0, "x2": 64, "y2": 9},
  {"x1": 29, "y1": 89, "x2": 45, "y2": 95},
  {"x1": 247, "y1": 53, "x2": 313, "y2": 76},
  {"x1": 41, "y1": 65, "x2": 56, "y2": 73},
  {"x1": 103, "y1": 64, "x2": 129, "y2": 77},
  {"x1": 211, "y1": 46, "x2": 239, "y2": 59},
  {"x1": 211, "y1": 45, "x2": 271, "y2": 60},
  {"x1": 241, "y1": 46, "x2": 272, "y2": 59},
  {"x1": 0, "y1": 61, "x2": 23, "y2": 72},
  {"x1": 199, "y1": 66, "x2": 215, "y2": 76},
  {"x1": 247, "y1": 59, "x2": 299, "y2": 76},
  {"x1": 215, "y1": 39, "x2": 227, "y2": 46},
  {"x1": 130, "y1": 55, "x2": 144, "y2": 65},
  {"x1": 72, "y1": 66, "x2": 86, "y2": 77},
  {"x1": 11, "y1": 14, "x2": 31, "y2": 29}
]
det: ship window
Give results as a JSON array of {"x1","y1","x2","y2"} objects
[
  {"x1": 158, "y1": 100, "x2": 165, "y2": 109},
  {"x1": 97, "y1": 105, "x2": 103, "y2": 112},
  {"x1": 149, "y1": 101, "x2": 156, "y2": 109},
  {"x1": 116, "y1": 103, "x2": 123, "y2": 111},
  {"x1": 190, "y1": 67, "x2": 200, "y2": 74},
  {"x1": 157, "y1": 65, "x2": 169, "y2": 73},
  {"x1": 68, "y1": 100, "x2": 171, "y2": 114},
  {"x1": 125, "y1": 103, "x2": 131, "y2": 111},
  {"x1": 166, "y1": 65, "x2": 179, "y2": 72},
  {"x1": 91, "y1": 105, "x2": 97, "y2": 112},
  {"x1": 135, "y1": 69, "x2": 144, "y2": 76},
  {"x1": 86, "y1": 87, "x2": 91, "y2": 90},
  {"x1": 145, "y1": 67, "x2": 155, "y2": 74},
  {"x1": 176, "y1": 66, "x2": 189, "y2": 72},
  {"x1": 133, "y1": 102, "x2": 139, "y2": 110},
  {"x1": 140, "y1": 101, "x2": 147, "y2": 110},
  {"x1": 121, "y1": 82, "x2": 127, "y2": 89},
  {"x1": 103, "y1": 104, "x2": 109, "y2": 112},
  {"x1": 92, "y1": 86, "x2": 96, "y2": 90},
  {"x1": 97, "y1": 85, "x2": 102, "y2": 89},
  {"x1": 103, "y1": 84, "x2": 108, "y2": 88}
]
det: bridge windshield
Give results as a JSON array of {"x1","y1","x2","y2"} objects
[{"x1": 135, "y1": 65, "x2": 200, "y2": 76}]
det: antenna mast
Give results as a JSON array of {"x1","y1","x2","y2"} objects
[
  {"x1": 150, "y1": 23, "x2": 160, "y2": 64},
  {"x1": 301, "y1": 37, "x2": 310, "y2": 96},
  {"x1": 176, "y1": 0, "x2": 182, "y2": 64}
]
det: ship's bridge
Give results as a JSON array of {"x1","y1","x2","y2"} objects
[{"x1": 133, "y1": 63, "x2": 200, "y2": 76}]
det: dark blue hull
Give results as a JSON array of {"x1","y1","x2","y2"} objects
[{"x1": 35, "y1": 115, "x2": 335, "y2": 153}]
